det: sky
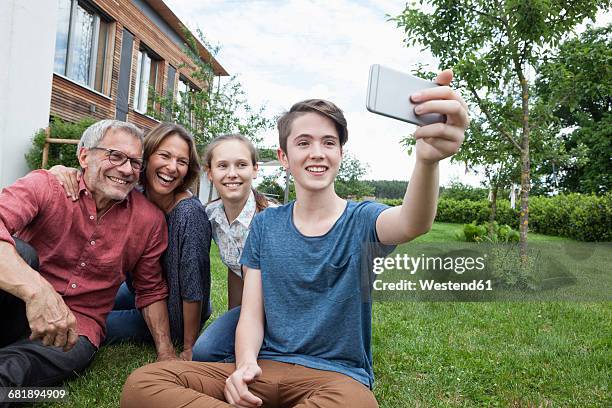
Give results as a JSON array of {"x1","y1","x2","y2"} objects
[{"x1": 164, "y1": 0, "x2": 610, "y2": 185}]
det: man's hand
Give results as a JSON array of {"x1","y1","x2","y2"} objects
[
  {"x1": 156, "y1": 346, "x2": 179, "y2": 362},
  {"x1": 25, "y1": 280, "x2": 78, "y2": 351},
  {"x1": 48, "y1": 165, "x2": 81, "y2": 201},
  {"x1": 224, "y1": 362, "x2": 263, "y2": 408},
  {"x1": 410, "y1": 69, "x2": 469, "y2": 165},
  {"x1": 141, "y1": 300, "x2": 179, "y2": 362}
]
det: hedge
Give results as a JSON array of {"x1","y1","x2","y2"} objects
[
  {"x1": 26, "y1": 117, "x2": 96, "y2": 170},
  {"x1": 528, "y1": 193, "x2": 612, "y2": 242},
  {"x1": 380, "y1": 193, "x2": 612, "y2": 242}
]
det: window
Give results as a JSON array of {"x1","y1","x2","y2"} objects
[
  {"x1": 133, "y1": 48, "x2": 162, "y2": 114},
  {"x1": 163, "y1": 65, "x2": 177, "y2": 119},
  {"x1": 54, "y1": 0, "x2": 110, "y2": 93},
  {"x1": 176, "y1": 77, "x2": 190, "y2": 107},
  {"x1": 176, "y1": 76, "x2": 198, "y2": 126},
  {"x1": 166, "y1": 65, "x2": 176, "y2": 101}
]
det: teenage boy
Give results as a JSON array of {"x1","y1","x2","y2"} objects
[{"x1": 121, "y1": 69, "x2": 469, "y2": 407}]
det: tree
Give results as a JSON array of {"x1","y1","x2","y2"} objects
[
  {"x1": 257, "y1": 147, "x2": 278, "y2": 162},
  {"x1": 151, "y1": 27, "x2": 272, "y2": 152},
  {"x1": 535, "y1": 24, "x2": 612, "y2": 194},
  {"x1": 454, "y1": 108, "x2": 522, "y2": 236},
  {"x1": 394, "y1": 0, "x2": 609, "y2": 258},
  {"x1": 334, "y1": 154, "x2": 374, "y2": 199},
  {"x1": 256, "y1": 174, "x2": 284, "y2": 200}
]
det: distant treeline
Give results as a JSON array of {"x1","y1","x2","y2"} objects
[
  {"x1": 364, "y1": 180, "x2": 408, "y2": 199},
  {"x1": 439, "y1": 183, "x2": 489, "y2": 201},
  {"x1": 365, "y1": 180, "x2": 491, "y2": 200}
]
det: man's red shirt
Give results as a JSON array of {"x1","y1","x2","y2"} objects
[{"x1": 0, "y1": 170, "x2": 168, "y2": 347}]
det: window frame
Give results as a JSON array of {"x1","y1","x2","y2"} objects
[
  {"x1": 176, "y1": 75, "x2": 199, "y2": 126},
  {"x1": 53, "y1": 0, "x2": 112, "y2": 94},
  {"x1": 133, "y1": 45, "x2": 164, "y2": 115}
]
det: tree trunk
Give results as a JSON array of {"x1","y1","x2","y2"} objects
[
  {"x1": 489, "y1": 184, "x2": 498, "y2": 238},
  {"x1": 518, "y1": 77, "x2": 531, "y2": 261}
]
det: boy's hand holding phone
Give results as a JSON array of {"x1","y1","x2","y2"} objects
[
  {"x1": 371, "y1": 67, "x2": 470, "y2": 245},
  {"x1": 411, "y1": 69, "x2": 469, "y2": 165},
  {"x1": 366, "y1": 65, "x2": 469, "y2": 164}
]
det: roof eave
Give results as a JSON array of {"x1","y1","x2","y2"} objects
[{"x1": 145, "y1": 0, "x2": 229, "y2": 76}]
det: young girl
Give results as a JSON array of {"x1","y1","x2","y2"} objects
[
  {"x1": 51, "y1": 123, "x2": 211, "y2": 361},
  {"x1": 191, "y1": 133, "x2": 273, "y2": 362}
]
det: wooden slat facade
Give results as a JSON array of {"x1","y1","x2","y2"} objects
[
  {"x1": 50, "y1": 75, "x2": 114, "y2": 122},
  {"x1": 49, "y1": 0, "x2": 226, "y2": 131}
]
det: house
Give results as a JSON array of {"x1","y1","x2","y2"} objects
[
  {"x1": 0, "y1": 0, "x2": 227, "y2": 189},
  {"x1": 51, "y1": 0, "x2": 228, "y2": 128}
]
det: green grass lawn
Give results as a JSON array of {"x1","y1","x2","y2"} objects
[{"x1": 34, "y1": 223, "x2": 610, "y2": 407}]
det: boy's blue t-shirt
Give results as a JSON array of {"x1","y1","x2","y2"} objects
[{"x1": 240, "y1": 200, "x2": 396, "y2": 388}]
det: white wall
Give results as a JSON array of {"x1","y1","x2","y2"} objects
[{"x1": 0, "y1": 0, "x2": 58, "y2": 189}]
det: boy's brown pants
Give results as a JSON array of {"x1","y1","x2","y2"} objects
[{"x1": 121, "y1": 359, "x2": 378, "y2": 408}]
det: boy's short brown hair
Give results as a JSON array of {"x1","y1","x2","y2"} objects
[{"x1": 277, "y1": 99, "x2": 348, "y2": 153}]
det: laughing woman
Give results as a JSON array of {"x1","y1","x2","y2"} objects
[{"x1": 51, "y1": 123, "x2": 211, "y2": 361}]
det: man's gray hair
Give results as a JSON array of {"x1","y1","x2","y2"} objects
[{"x1": 76, "y1": 120, "x2": 144, "y2": 158}]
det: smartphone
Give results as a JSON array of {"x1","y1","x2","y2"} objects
[{"x1": 366, "y1": 64, "x2": 445, "y2": 126}]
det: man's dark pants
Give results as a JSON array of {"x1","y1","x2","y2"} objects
[{"x1": 0, "y1": 239, "x2": 97, "y2": 399}]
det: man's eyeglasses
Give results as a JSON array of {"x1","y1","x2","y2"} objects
[{"x1": 90, "y1": 147, "x2": 144, "y2": 171}]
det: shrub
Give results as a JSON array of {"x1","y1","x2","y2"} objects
[
  {"x1": 498, "y1": 224, "x2": 520, "y2": 242},
  {"x1": 457, "y1": 221, "x2": 520, "y2": 243},
  {"x1": 380, "y1": 198, "x2": 402, "y2": 207},
  {"x1": 566, "y1": 193, "x2": 612, "y2": 242},
  {"x1": 26, "y1": 117, "x2": 96, "y2": 170},
  {"x1": 488, "y1": 244, "x2": 535, "y2": 289},
  {"x1": 461, "y1": 221, "x2": 487, "y2": 242},
  {"x1": 436, "y1": 198, "x2": 491, "y2": 225},
  {"x1": 492, "y1": 199, "x2": 520, "y2": 229},
  {"x1": 529, "y1": 193, "x2": 612, "y2": 242},
  {"x1": 438, "y1": 194, "x2": 611, "y2": 242},
  {"x1": 375, "y1": 194, "x2": 610, "y2": 241}
]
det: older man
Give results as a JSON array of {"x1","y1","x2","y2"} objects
[{"x1": 0, "y1": 120, "x2": 175, "y2": 390}]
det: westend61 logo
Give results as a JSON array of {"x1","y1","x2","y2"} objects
[{"x1": 372, "y1": 253, "x2": 492, "y2": 292}]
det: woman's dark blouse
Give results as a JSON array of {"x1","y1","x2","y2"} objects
[{"x1": 163, "y1": 196, "x2": 212, "y2": 343}]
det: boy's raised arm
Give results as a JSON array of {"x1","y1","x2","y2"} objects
[
  {"x1": 377, "y1": 70, "x2": 469, "y2": 245},
  {"x1": 224, "y1": 266, "x2": 265, "y2": 408}
]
